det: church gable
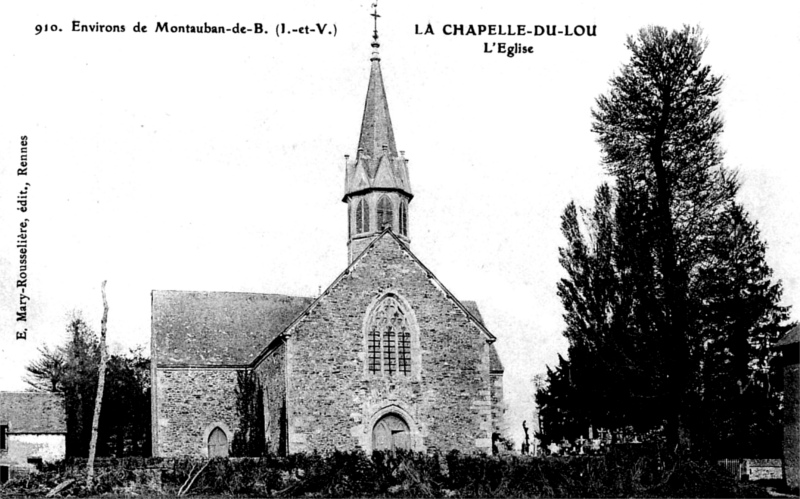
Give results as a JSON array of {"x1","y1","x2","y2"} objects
[
  {"x1": 352, "y1": 232, "x2": 496, "y2": 342},
  {"x1": 286, "y1": 231, "x2": 494, "y2": 347},
  {"x1": 283, "y1": 231, "x2": 497, "y2": 454}
]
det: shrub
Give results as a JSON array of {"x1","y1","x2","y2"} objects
[{"x1": 0, "y1": 448, "x2": 772, "y2": 497}]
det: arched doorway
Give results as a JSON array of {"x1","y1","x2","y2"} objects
[
  {"x1": 372, "y1": 414, "x2": 411, "y2": 452},
  {"x1": 208, "y1": 427, "x2": 228, "y2": 458}
]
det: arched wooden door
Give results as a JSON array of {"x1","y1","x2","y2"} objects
[
  {"x1": 208, "y1": 427, "x2": 228, "y2": 458},
  {"x1": 372, "y1": 414, "x2": 411, "y2": 452}
]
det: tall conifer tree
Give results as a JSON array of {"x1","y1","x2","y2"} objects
[{"x1": 540, "y1": 25, "x2": 793, "y2": 453}]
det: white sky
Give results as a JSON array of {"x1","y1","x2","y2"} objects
[{"x1": 1, "y1": 0, "x2": 798, "y2": 448}]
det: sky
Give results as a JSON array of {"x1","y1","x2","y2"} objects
[{"x1": 1, "y1": 0, "x2": 798, "y2": 448}]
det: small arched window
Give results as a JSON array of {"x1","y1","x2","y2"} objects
[
  {"x1": 355, "y1": 199, "x2": 370, "y2": 234},
  {"x1": 377, "y1": 196, "x2": 393, "y2": 230},
  {"x1": 399, "y1": 200, "x2": 408, "y2": 236},
  {"x1": 367, "y1": 295, "x2": 411, "y2": 376}
]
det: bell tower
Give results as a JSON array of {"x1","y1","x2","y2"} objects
[{"x1": 343, "y1": 10, "x2": 412, "y2": 263}]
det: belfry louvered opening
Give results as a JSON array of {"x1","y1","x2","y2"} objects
[
  {"x1": 377, "y1": 195, "x2": 393, "y2": 230},
  {"x1": 355, "y1": 199, "x2": 370, "y2": 234}
]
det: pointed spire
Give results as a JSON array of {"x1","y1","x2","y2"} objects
[
  {"x1": 344, "y1": 3, "x2": 411, "y2": 199},
  {"x1": 344, "y1": 6, "x2": 414, "y2": 262},
  {"x1": 358, "y1": 2, "x2": 397, "y2": 160}
]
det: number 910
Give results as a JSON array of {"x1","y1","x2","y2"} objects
[{"x1": 35, "y1": 24, "x2": 58, "y2": 35}]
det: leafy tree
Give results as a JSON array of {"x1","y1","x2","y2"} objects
[
  {"x1": 25, "y1": 345, "x2": 65, "y2": 392},
  {"x1": 543, "y1": 182, "x2": 664, "y2": 443},
  {"x1": 98, "y1": 349, "x2": 151, "y2": 456},
  {"x1": 24, "y1": 314, "x2": 150, "y2": 457},
  {"x1": 232, "y1": 370, "x2": 266, "y2": 457},
  {"x1": 535, "y1": 354, "x2": 584, "y2": 448},
  {"x1": 61, "y1": 315, "x2": 101, "y2": 457},
  {"x1": 555, "y1": 185, "x2": 620, "y2": 433},
  {"x1": 690, "y1": 204, "x2": 792, "y2": 456},
  {"x1": 545, "y1": 184, "x2": 791, "y2": 455}
]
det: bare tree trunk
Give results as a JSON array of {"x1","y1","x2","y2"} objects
[{"x1": 86, "y1": 280, "x2": 109, "y2": 487}]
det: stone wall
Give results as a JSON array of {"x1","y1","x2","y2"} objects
[
  {"x1": 0, "y1": 434, "x2": 64, "y2": 468},
  {"x1": 255, "y1": 342, "x2": 288, "y2": 455},
  {"x1": 287, "y1": 234, "x2": 494, "y2": 454},
  {"x1": 154, "y1": 369, "x2": 241, "y2": 457},
  {"x1": 744, "y1": 459, "x2": 783, "y2": 481},
  {"x1": 490, "y1": 372, "x2": 504, "y2": 437},
  {"x1": 784, "y1": 361, "x2": 799, "y2": 489}
]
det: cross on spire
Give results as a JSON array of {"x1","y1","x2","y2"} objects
[{"x1": 370, "y1": 2, "x2": 380, "y2": 42}]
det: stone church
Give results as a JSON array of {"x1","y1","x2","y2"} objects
[{"x1": 150, "y1": 29, "x2": 505, "y2": 458}]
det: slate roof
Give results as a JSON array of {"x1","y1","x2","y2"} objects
[
  {"x1": 152, "y1": 290, "x2": 314, "y2": 367},
  {"x1": 344, "y1": 37, "x2": 412, "y2": 200},
  {"x1": 463, "y1": 301, "x2": 504, "y2": 373},
  {"x1": 487, "y1": 344, "x2": 504, "y2": 373},
  {"x1": 152, "y1": 233, "x2": 504, "y2": 375},
  {"x1": 776, "y1": 325, "x2": 799, "y2": 348},
  {"x1": 0, "y1": 392, "x2": 66, "y2": 434},
  {"x1": 462, "y1": 301, "x2": 483, "y2": 324},
  {"x1": 358, "y1": 42, "x2": 397, "y2": 160}
]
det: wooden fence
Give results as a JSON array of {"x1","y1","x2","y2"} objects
[{"x1": 717, "y1": 458, "x2": 743, "y2": 481}]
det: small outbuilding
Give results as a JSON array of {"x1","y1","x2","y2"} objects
[
  {"x1": 776, "y1": 325, "x2": 799, "y2": 490},
  {"x1": 0, "y1": 392, "x2": 66, "y2": 483}
]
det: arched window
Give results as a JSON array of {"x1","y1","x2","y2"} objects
[
  {"x1": 355, "y1": 199, "x2": 369, "y2": 234},
  {"x1": 367, "y1": 295, "x2": 411, "y2": 376},
  {"x1": 377, "y1": 195, "x2": 393, "y2": 230},
  {"x1": 399, "y1": 200, "x2": 408, "y2": 236},
  {"x1": 208, "y1": 427, "x2": 228, "y2": 458}
]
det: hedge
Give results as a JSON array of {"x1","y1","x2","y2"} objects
[{"x1": 0, "y1": 447, "x2": 770, "y2": 497}]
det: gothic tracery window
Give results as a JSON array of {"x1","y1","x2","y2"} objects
[
  {"x1": 377, "y1": 195, "x2": 393, "y2": 230},
  {"x1": 368, "y1": 295, "x2": 411, "y2": 376}
]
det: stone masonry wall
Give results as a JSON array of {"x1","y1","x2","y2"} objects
[
  {"x1": 287, "y1": 234, "x2": 493, "y2": 454},
  {"x1": 744, "y1": 459, "x2": 783, "y2": 481},
  {"x1": 255, "y1": 342, "x2": 287, "y2": 455},
  {"x1": 784, "y1": 361, "x2": 799, "y2": 489},
  {"x1": 0, "y1": 434, "x2": 64, "y2": 468},
  {"x1": 155, "y1": 369, "x2": 240, "y2": 457},
  {"x1": 490, "y1": 372, "x2": 504, "y2": 437}
]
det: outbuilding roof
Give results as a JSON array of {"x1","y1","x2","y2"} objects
[
  {"x1": 152, "y1": 290, "x2": 314, "y2": 367},
  {"x1": 0, "y1": 392, "x2": 66, "y2": 434},
  {"x1": 776, "y1": 325, "x2": 799, "y2": 348}
]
